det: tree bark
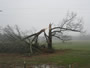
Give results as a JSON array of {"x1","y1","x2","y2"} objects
[{"x1": 48, "y1": 24, "x2": 52, "y2": 49}]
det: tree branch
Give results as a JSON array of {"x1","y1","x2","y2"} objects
[
  {"x1": 23, "y1": 28, "x2": 46, "y2": 40},
  {"x1": 51, "y1": 27, "x2": 81, "y2": 32}
]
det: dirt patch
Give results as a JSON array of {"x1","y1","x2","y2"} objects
[{"x1": 22, "y1": 49, "x2": 71, "y2": 58}]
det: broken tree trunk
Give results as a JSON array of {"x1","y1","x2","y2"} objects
[
  {"x1": 23, "y1": 28, "x2": 46, "y2": 55},
  {"x1": 48, "y1": 24, "x2": 52, "y2": 49}
]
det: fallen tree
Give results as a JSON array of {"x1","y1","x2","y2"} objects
[
  {"x1": 23, "y1": 12, "x2": 83, "y2": 54},
  {"x1": 0, "y1": 12, "x2": 83, "y2": 55}
]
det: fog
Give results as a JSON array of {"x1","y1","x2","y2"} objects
[{"x1": 0, "y1": 0, "x2": 90, "y2": 34}]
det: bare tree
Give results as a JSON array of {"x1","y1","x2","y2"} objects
[
  {"x1": 61, "y1": 35, "x2": 72, "y2": 43},
  {"x1": 0, "y1": 25, "x2": 32, "y2": 53},
  {"x1": 2, "y1": 25, "x2": 23, "y2": 41},
  {"x1": 23, "y1": 12, "x2": 83, "y2": 53},
  {"x1": 42, "y1": 12, "x2": 82, "y2": 49}
]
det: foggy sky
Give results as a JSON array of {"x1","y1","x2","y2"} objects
[{"x1": 0, "y1": 0, "x2": 90, "y2": 34}]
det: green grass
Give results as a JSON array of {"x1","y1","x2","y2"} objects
[
  {"x1": 53, "y1": 41, "x2": 90, "y2": 50},
  {"x1": 52, "y1": 42, "x2": 90, "y2": 68},
  {"x1": 0, "y1": 41, "x2": 90, "y2": 68}
]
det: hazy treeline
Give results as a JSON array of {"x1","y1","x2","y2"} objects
[{"x1": 72, "y1": 35, "x2": 90, "y2": 41}]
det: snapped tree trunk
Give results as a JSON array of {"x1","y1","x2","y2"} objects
[{"x1": 48, "y1": 24, "x2": 52, "y2": 49}]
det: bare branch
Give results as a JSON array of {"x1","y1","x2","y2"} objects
[
  {"x1": 53, "y1": 35, "x2": 63, "y2": 40},
  {"x1": 56, "y1": 12, "x2": 83, "y2": 33},
  {"x1": 15, "y1": 25, "x2": 22, "y2": 39},
  {"x1": 60, "y1": 12, "x2": 77, "y2": 28},
  {"x1": 44, "y1": 31, "x2": 49, "y2": 43},
  {"x1": 23, "y1": 28, "x2": 46, "y2": 40},
  {"x1": 51, "y1": 27, "x2": 81, "y2": 32}
]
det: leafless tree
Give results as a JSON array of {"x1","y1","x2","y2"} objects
[
  {"x1": 24, "y1": 12, "x2": 83, "y2": 53},
  {"x1": 0, "y1": 25, "x2": 32, "y2": 53},
  {"x1": 61, "y1": 35, "x2": 72, "y2": 43}
]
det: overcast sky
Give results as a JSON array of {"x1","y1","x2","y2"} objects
[{"x1": 0, "y1": 0, "x2": 90, "y2": 34}]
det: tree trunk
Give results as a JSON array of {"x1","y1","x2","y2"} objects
[
  {"x1": 48, "y1": 24, "x2": 52, "y2": 49},
  {"x1": 29, "y1": 39, "x2": 33, "y2": 55}
]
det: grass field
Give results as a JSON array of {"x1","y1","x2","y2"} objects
[
  {"x1": 53, "y1": 41, "x2": 90, "y2": 50},
  {"x1": 0, "y1": 41, "x2": 90, "y2": 68},
  {"x1": 53, "y1": 41, "x2": 90, "y2": 68}
]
